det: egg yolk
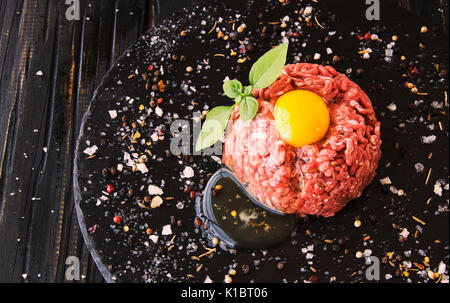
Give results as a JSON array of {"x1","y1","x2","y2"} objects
[{"x1": 274, "y1": 90, "x2": 330, "y2": 148}]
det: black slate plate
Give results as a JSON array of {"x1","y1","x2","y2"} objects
[{"x1": 74, "y1": 0, "x2": 449, "y2": 283}]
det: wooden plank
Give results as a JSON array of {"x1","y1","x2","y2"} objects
[{"x1": 0, "y1": 0, "x2": 154, "y2": 283}]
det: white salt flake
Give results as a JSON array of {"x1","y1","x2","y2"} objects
[
  {"x1": 379, "y1": 177, "x2": 392, "y2": 185},
  {"x1": 108, "y1": 110, "x2": 117, "y2": 119},
  {"x1": 149, "y1": 235, "x2": 159, "y2": 244},
  {"x1": 204, "y1": 275, "x2": 213, "y2": 283},
  {"x1": 438, "y1": 261, "x2": 446, "y2": 274},
  {"x1": 434, "y1": 181, "x2": 443, "y2": 196},
  {"x1": 303, "y1": 6, "x2": 313, "y2": 16},
  {"x1": 387, "y1": 103, "x2": 397, "y2": 111},
  {"x1": 151, "y1": 133, "x2": 159, "y2": 141},
  {"x1": 162, "y1": 224, "x2": 172, "y2": 236},
  {"x1": 421, "y1": 135, "x2": 436, "y2": 144},
  {"x1": 148, "y1": 185, "x2": 163, "y2": 195},
  {"x1": 83, "y1": 145, "x2": 98, "y2": 156},
  {"x1": 182, "y1": 166, "x2": 195, "y2": 178},
  {"x1": 414, "y1": 163, "x2": 424, "y2": 173},
  {"x1": 136, "y1": 163, "x2": 148, "y2": 174},
  {"x1": 400, "y1": 228, "x2": 410, "y2": 239},
  {"x1": 155, "y1": 107, "x2": 163, "y2": 117}
]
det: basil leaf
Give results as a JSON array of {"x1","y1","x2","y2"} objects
[
  {"x1": 243, "y1": 85, "x2": 253, "y2": 96},
  {"x1": 234, "y1": 95, "x2": 243, "y2": 104},
  {"x1": 239, "y1": 96, "x2": 259, "y2": 123},
  {"x1": 249, "y1": 42, "x2": 288, "y2": 89},
  {"x1": 195, "y1": 105, "x2": 235, "y2": 151},
  {"x1": 223, "y1": 80, "x2": 243, "y2": 98}
]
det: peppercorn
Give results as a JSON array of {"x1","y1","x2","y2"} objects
[
  {"x1": 170, "y1": 216, "x2": 176, "y2": 225},
  {"x1": 337, "y1": 237, "x2": 346, "y2": 246},
  {"x1": 106, "y1": 184, "x2": 115, "y2": 194},
  {"x1": 241, "y1": 264, "x2": 250, "y2": 274},
  {"x1": 101, "y1": 168, "x2": 109, "y2": 177},
  {"x1": 177, "y1": 219, "x2": 183, "y2": 227},
  {"x1": 110, "y1": 167, "x2": 117, "y2": 175},
  {"x1": 276, "y1": 261, "x2": 285, "y2": 270},
  {"x1": 194, "y1": 217, "x2": 202, "y2": 226},
  {"x1": 332, "y1": 55, "x2": 341, "y2": 64}
]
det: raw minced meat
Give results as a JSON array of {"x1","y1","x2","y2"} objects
[{"x1": 222, "y1": 63, "x2": 381, "y2": 217}]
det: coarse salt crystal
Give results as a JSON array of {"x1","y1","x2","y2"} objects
[
  {"x1": 182, "y1": 166, "x2": 195, "y2": 178},
  {"x1": 400, "y1": 228, "x2": 410, "y2": 239},
  {"x1": 204, "y1": 275, "x2": 213, "y2": 283},
  {"x1": 162, "y1": 224, "x2": 172, "y2": 235},
  {"x1": 108, "y1": 110, "x2": 118, "y2": 119},
  {"x1": 421, "y1": 135, "x2": 436, "y2": 144},
  {"x1": 379, "y1": 177, "x2": 392, "y2": 185},
  {"x1": 155, "y1": 107, "x2": 163, "y2": 117},
  {"x1": 387, "y1": 103, "x2": 397, "y2": 111},
  {"x1": 136, "y1": 163, "x2": 148, "y2": 174},
  {"x1": 303, "y1": 6, "x2": 313, "y2": 16},
  {"x1": 83, "y1": 145, "x2": 98, "y2": 156},
  {"x1": 434, "y1": 181, "x2": 443, "y2": 196},
  {"x1": 149, "y1": 235, "x2": 159, "y2": 244},
  {"x1": 414, "y1": 163, "x2": 424, "y2": 173},
  {"x1": 148, "y1": 185, "x2": 163, "y2": 195}
]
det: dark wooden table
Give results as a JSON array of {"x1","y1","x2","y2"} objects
[{"x1": 0, "y1": 0, "x2": 448, "y2": 283}]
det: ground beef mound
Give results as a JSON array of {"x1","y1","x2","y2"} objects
[{"x1": 222, "y1": 63, "x2": 381, "y2": 217}]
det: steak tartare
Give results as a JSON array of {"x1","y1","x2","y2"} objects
[{"x1": 222, "y1": 63, "x2": 381, "y2": 217}]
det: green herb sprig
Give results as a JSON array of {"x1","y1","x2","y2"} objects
[{"x1": 195, "y1": 42, "x2": 289, "y2": 151}]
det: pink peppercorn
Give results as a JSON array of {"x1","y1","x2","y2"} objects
[
  {"x1": 106, "y1": 184, "x2": 115, "y2": 194},
  {"x1": 190, "y1": 190, "x2": 196, "y2": 198}
]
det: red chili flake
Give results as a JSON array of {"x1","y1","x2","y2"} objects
[
  {"x1": 408, "y1": 66, "x2": 419, "y2": 78},
  {"x1": 113, "y1": 216, "x2": 121, "y2": 223},
  {"x1": 239, "y1": 47, "x2": 246, "y2": 54},
  {"x1": 88, "y1": 224, "x2": 98, "y2": 234},
  {"x1": 157, "y1": 98, "x2": 164, "y2": 104},
  {"x1": 190, "y1": 190, "x2": 196, "y2": 198},
  {"x1": 292, "y1": 32, "x2": 299, "y2": 38},
  {"x1": 357, "y1": 34, "x2": 364, "y2": 40},
  {"x1": 106, "y1": 184, "x2": 115, "y2": 194},
  {"x1": 147, "y1": 64, "x2": 154, "y2": 71},
  {"x1": 306, "y1": 21, "x2": 313, "y2": 27},
  {"x1": 364, "y1": 32, "x2": 371, "y2": 39}
]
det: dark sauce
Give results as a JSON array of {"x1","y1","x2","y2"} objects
[{"x1": 196, "y1": 168, "x2": 297, "y2": 249}]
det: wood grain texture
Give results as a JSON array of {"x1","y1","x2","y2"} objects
[
  {"x1": 0, "y1": 0, "x2": 447, "y2": 283},
  {"x1": 0, "y1": 0, "x2": 154, "y2": 283}
]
